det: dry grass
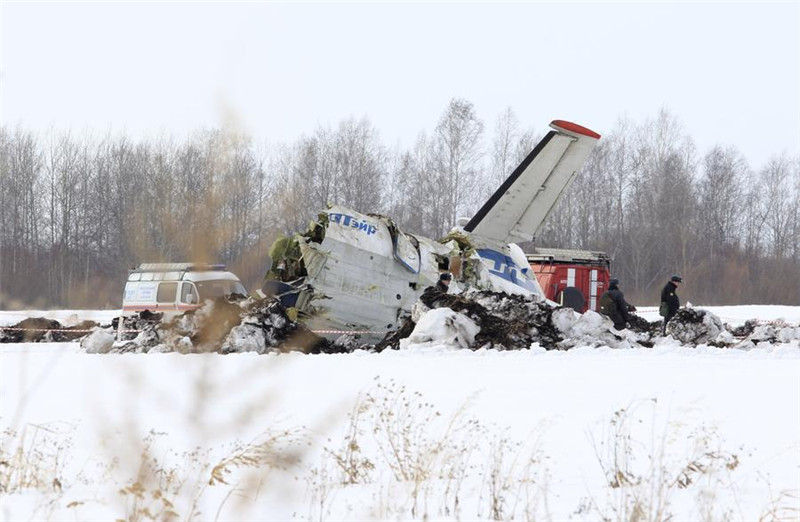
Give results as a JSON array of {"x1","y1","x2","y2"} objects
[
  {"x1": 758, "y1": 488, "x2": 799, "y2": 522},
  {"x1": 586, "y1": 399, "x2": 742, "y2": 522},
  {"x1": 322, "y1": 395, "x2": 375, "y2": 485},
  {"x1": 478, "y1": 430, "x2": 550, "y2": 521},
  {"x1": 312, "y1": 377, "x2": 551, "y2": 520},
  {"x1": 1, "y1": 384, "x2": 790, "y2": 521},
  {"x1": 113, "y1": 425, "x2": 306, "y2": 522},
  {"x1": 0, "y1": 422, "x2": 73, "y2": 494}
]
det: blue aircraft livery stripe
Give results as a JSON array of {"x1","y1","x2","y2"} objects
[{"x1": 476, "y1": 249, "x2": 538, "y2": 293}]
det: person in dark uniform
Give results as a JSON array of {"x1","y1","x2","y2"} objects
[
  {"x1": 435, "y1": 272, "x2": 452, "y2": 293},
  {"x1": 599, "y1": 278, "x2": 636, "y2": 330},
  {"x1": 660, "y1": 275, "x2": 682, "y2": 335}
]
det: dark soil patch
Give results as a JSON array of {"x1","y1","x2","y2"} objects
[{"x1": 0, "y1": 317, "x2": 100, "y2": 343}]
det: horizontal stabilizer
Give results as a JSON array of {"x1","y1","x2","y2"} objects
[{"x1": 464, "y1": 120, "x2": 600, "y2": 244}]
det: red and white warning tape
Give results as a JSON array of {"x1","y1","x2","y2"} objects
[
  {"x1": 0, "y1": 326, "x2": 141, "y2": 333},
  {"x1": 754, "y1": 319, "x2": 796, "y2": 327},
  {"x1": 311, "y1": 330, "x2": 387, "y2": 335}
]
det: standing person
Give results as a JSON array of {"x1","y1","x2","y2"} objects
[
  {"x1": 660, "y1": 275, "x2": 682, "y2": 335},
  {"x1": 435, "y1": 272, "x2": 452, "y2": 293},
  {"x1": 599, "y1": 278, "x2": 636, "y2": 330}
]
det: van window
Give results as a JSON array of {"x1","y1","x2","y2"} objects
[
  {"x1": 195, "y1": 280, "x2": 247, "y2": 301},
  {"x1": 181, "y1": 282, "x2": 198, "y2": 304},
  {"x1": 157, "y1": 282, "x2": 178, "y2": 303}
]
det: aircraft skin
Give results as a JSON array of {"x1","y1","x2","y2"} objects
[{"x1": 269, "y1": 120, "x2": 601, "y2": 339}]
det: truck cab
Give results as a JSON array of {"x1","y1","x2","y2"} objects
[{"x1": 122, "y1": 263, "x2": 247, "y2": 317}]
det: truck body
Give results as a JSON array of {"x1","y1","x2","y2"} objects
[{"x1": 526, "y1": 248, "x2": 611, "y2": 313}]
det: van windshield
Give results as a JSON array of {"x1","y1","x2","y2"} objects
[{"x1": 195, "y1": 280, "x2": 247, "y2": 300}]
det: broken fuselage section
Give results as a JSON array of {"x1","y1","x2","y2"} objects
[
  {"x1": 264, "y1": 120, "x2": 602, "y2": 339},
  {"x1": 265, "y1": 206, "x2": 541, "y2": 337}
]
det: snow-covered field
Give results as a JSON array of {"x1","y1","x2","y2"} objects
[{"x1": 1, "y1": 305, "x2": 799, "y2": 521}]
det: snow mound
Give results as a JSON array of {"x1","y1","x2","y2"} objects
[
  {"x1": 80, "y1": 329, "x2": 115, "y2": 354},
  {"x1": 552, "y1": 308, "x2": 653, "y2": 349},
  {"x1": 400, "y1": 308, "x2": 480, "y2": 350}
]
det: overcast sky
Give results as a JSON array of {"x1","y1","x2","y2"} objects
[{"x1": 1, "y1": 1, "x2": 798, "y2": 167}]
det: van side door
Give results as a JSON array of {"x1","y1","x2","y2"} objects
[{"x1": 180, "y1": 282, "x2": 199, "y2": 308}]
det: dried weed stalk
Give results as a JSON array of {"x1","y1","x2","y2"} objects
[
  {"x1": 0, "y1": 422, "x2": 72, "y2": 494},
  {"x1": 322, "y1": 395, "x2": 375, "y2": 485},
  {"x1": 587, "y1": 399, "x2": 742, "y2": 522},
  {"x1": 758, "y1": 488, "x2": 799, "y2": 522}
]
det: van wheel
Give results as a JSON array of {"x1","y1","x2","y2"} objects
[{"x1": 558, "y1": 287, "x2": 585, "y2": 313}]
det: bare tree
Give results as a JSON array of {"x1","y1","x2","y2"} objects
[
  {"x1": 387, "y1": 133, "x2": 439, "y2": 237},
  {"x1": 2, "y1": 106, "x2": 798, "y2": 307},
  {"x1": 758, "y1": 154, "x2": 796, "y2": 260},
  {"x1": 432, "y1": 98, "x2": 484, "y2": 236},
  {"x1": 487, "y1": 108, "x2": 520, "y2": 198},
  {"x1": 333, "y1": 117, "x2": 386, "y2": 213}
]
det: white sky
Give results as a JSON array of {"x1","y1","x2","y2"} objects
[{"x1": 1, "y1": 1, "x2": 798, "y2": 167}]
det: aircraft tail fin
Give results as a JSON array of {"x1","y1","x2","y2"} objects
[{"x1": 464, "y1": 120, "x2": 600, "y2": 244}]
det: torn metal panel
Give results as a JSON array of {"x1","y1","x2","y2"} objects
[{"x1": 291, "y1": 206, "x2": 448, "y2": 336}]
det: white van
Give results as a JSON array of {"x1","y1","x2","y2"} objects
[{"x1": 122, "y1": 263, "x2": 247, "y2": 316}]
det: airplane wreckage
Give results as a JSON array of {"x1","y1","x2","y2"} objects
[{"x1": 262, "y1": 120, "x2": 601, "y2": 339}]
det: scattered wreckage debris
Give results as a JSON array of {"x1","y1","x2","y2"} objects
[
  {"x1": 376, "y1": 287, "x2": 798, "y2": 352},
  {"x1": 111, "y1": 310, "x2": 163, "y2": 341},
  {"x1": 5, "y1": 293, "x2": 798, "y2": 354},
  {"x1": 82, "y1": 295, "x2": 343, "y2": 355},
  {"x1": 626, "y1": 313, "x2": 662, "y2": 337},
  {"x1": 0, "y1": 317, "x2": 100, "y2": 343},
  {"x1": 727, "y1": 320, "x2": 758, "y2": 338}
]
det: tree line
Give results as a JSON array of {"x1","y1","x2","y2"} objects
[{"x1": 1, "y1": 100, "x2": 798, "y2": 309}]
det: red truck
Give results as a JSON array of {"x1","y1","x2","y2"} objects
[{"x1": 526, "y1": 248, "x2": 611, "y2": 313}]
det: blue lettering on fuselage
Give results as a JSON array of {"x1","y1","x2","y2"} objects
[
  {"x1": 329, "y1": 212, "x2": 378, "y2": 236},
  {"x1": 477, "y1": 248, "x2": 538, "y2": 293}
]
